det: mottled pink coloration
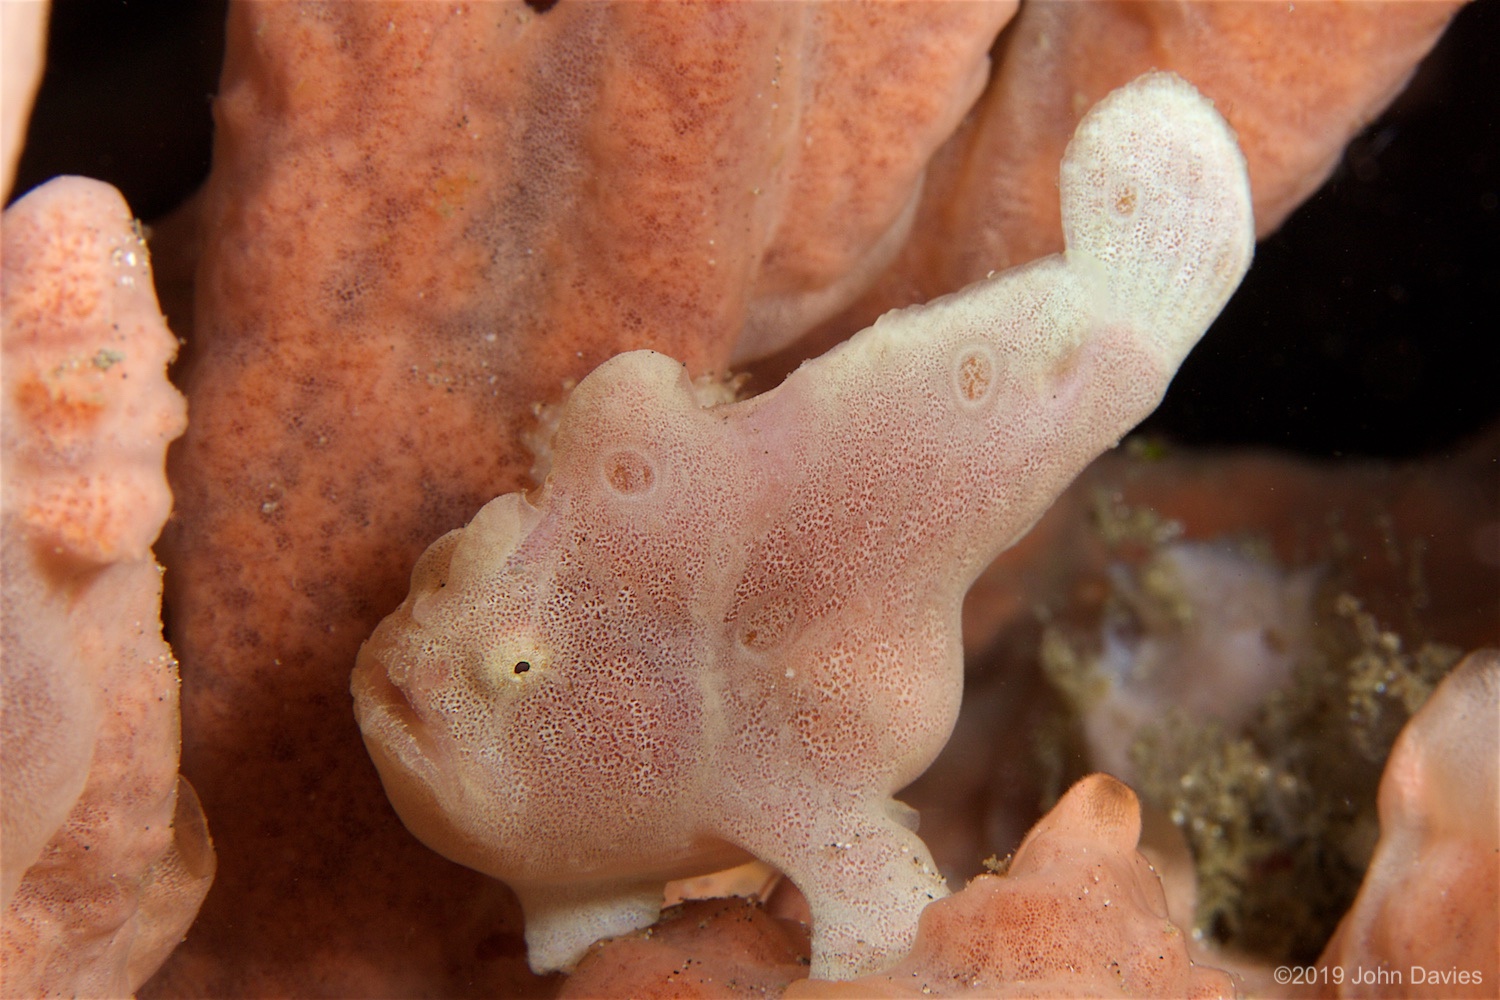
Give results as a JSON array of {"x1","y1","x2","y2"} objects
[
  {"x1": 1, "y1": 177, "x2": 211, "y2": 995},
  {"x1": 354, "y1": 73, "x2": 1253, "y2": 980}
]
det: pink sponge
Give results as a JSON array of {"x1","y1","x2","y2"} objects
[
  {"x1": 1, "y1": 177, "x2": 210, "y2": 995},
  {"x1": 786, "y1": 774, "x2": 1234, "y2": 998},
  {"x1": 1316, "y1": 650, "x2": 1499, "y2": 997}
]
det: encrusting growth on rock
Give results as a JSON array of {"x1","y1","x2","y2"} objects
[{"x1": 352, "y1": 72, "x2": 1253, "y2": 980}]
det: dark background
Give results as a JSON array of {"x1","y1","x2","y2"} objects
[{"x1": 12, "y1": 0, "x2": 1498, "y2": 460}]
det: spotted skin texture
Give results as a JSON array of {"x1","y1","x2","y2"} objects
[
  {"x1": 353, "y1": 73, "x2": 1254, "y2": 981},
  {"x1": 154, "y1": 4, "x2": 1008, "y2": 992}
]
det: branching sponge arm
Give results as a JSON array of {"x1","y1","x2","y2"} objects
[{"x1": 352, "y1": 71, "x2": 1252, "y2": 982}]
